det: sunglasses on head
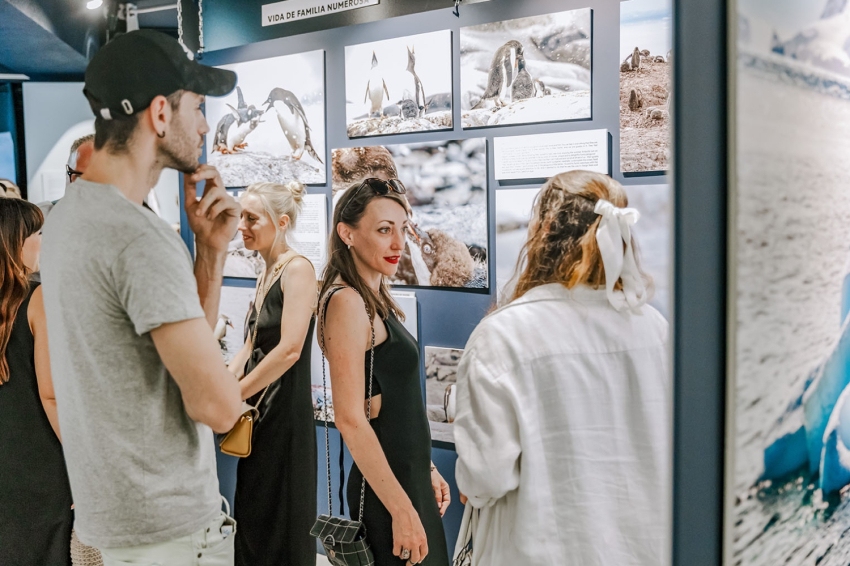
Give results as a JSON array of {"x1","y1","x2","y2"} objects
[
  {"x1": 66, "y1": 164, "x2": 83, "y2": 183},
  {"x1": 341, "y1": 178, "x2": 407, "y2": 215}
]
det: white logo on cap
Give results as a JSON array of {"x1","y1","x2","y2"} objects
[
  {"x1": 100, "y1": 108, "x2": 112, "y2": 120},
  {"x1": 121, "y1": 99, "x2": 134, "y2": 115},
  {"x1": 178, "y1": 40, "x2": 195, "y2": 61}
]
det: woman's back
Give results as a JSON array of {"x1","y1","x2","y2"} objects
[
  {"x1": 455, "y1": 282, "x2": 670, "y2": 566},
  {"x1": 0, "y1": 283, "x2": 73, "y2": 565}
]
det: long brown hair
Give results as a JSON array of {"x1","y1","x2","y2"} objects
[
  {"x1": 509, "y1": 170, "x2": 652, "y2": 302},
  {"x1": 0, "y1": 199, "x2": 44, "y2": 384},
  {"x1": 320, "y1": 182, "x2": 407, "y2": 323}
]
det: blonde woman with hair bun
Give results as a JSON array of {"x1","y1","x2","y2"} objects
[
  {"x1": 453, "y1": 170, "x2": 671, "y2": 566},
  {"x1": 228, "y1": 180, "x2": 319, "y2": 566}
]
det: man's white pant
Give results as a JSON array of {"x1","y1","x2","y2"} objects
[{"x1": 100, "y1": 512, "x2": 236, "y2": 566}]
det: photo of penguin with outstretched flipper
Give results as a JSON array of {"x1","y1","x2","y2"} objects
[
  {"x1": 264, "y1": 87, "x2": 324, "y2": 165},
  {"x1": 331, "y1": 139, "x2": 489, "y2": 290},
  {"x1": 212, "y1": 87, "x2": 263, "y2": 154},
  {"x1": 205, "y1": 50, "x2": 326, "y2": 187},
  {"x1": 460, "y1": 8, "x2": 592, "y2": 128},
  {"x1": 345, "y1": 30, "x2": 454, "y2": 138}
]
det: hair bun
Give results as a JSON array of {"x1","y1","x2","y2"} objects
[{"x1": 285, "y1": 181, "x2": 306, "y2": 204}]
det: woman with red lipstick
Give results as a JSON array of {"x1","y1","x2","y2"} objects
[
  {"x1": 319, "y1": 179, "x2": 451, "y2": 566},
  {"x1": 228, "y1": 181, "x2": 318, "y2": 566}
]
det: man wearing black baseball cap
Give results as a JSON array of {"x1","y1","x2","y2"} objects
[{"x1": 40, "y1": 30, "x2": 244, "y2": 566}]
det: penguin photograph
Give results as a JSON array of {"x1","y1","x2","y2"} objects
[
  {"x1": 344, "y1": 30, "x2": 453, "y2": 138},
  {"x1": 205, "y1": 50, "x2": 326, "y2": 187},
  {"x1": 424, "y1": 346, "x2": 465, "y2": 444},
  {"x1": 619, "y1": 0, "x2": 672, "y2": 173},
  {"x1": 460, "y1": 8, "x2": 592, "y2": 128},
  {"x1": 331, "y1": 139, "x2": 489, "y2": 290},
  {"x1": 495, "y1": 184, "x2": 670, "y2": 316},
  {"x1": 217, "y1": 286, "x2": 254, "y2": 363}
]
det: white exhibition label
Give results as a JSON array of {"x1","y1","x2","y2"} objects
[
  {"x1": 262, "y1": 0, "x2": 379, "y2": 26},
  {"x1": 493, "y1": 129, "x2": 609, "y2": 181},
  {"x1": 288, "y1": 193, "x2": 328, "y2": 279}
]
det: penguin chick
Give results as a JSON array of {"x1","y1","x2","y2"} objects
[
  {"x1": 471, "y1": 40, "x2": 523, "y2": 110},
  {"x1": 213, "y1": 86, "x2": 261, "y2": 153},
  {"x1": 364, "y1": 51, "x2": 391, "y2": 117},
  {"x1": 398, "y1": 99, "x2": 419, "y2": 119},
  {"x1": 423, "y1": 229, "x2": 475, "y2": 288},
  {"x1": 331, "y1": 146, "x2": 399, "y2": 196},
  {"x1": 511, "y1": 55, "x2": 536, "y2": 102},
  {"x1": 264, "y1": 87, "x2": 324, "y2": 165}
]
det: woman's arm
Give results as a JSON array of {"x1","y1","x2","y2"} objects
[
  {"x1": 325, "y1": 288, "x2": 429, "y2": 564},
  {"x1": 227, "y1": 340, "x2": 252, "y2": 380},
  {"x1": 239, "y1": 257, "x2": 317, "y2": 400},
  {"x1": 28, "y1": 286, "x2": 61, "y2": 441}
]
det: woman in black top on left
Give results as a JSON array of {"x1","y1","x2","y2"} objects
[{"x1": 0, "y1": 198, "x2": 73, "y2": 565}]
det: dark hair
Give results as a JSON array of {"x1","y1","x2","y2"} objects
[
  {"x1": 0, "y1": 199, "x2": 44, "y2": 384},
  {"x1": 93, "y1": 90, "x2": 184, "y2": 153},
  {"x1": 71, "y1": 133, "x2": 96, "y2": 153},
  {"x1": 509, "y1": 170, "x2": 652, "y2": 303},
  {"x1": 319, "y1": 183, "x2": 408, "y2": 323}
]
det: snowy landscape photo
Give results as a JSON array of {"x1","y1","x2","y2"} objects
[
  {"x1": 619, "y1": 0, "x2": 672, "y2": 173},
  {"x1": 218, "y1": 285, "x2": 254, "y2": 364},
  {"x1": 331, "y1": 140, "x2": 489, "y2": 290},
  {"x1": 731, "y1": 1, "x2": 850, "y2": 564},
  {"x1": 495, "y1": 184, "x2": 670, "y2": 317},
  {"x1": 205, "y1": 50, "x2": 326, "y2": 187},
  {"x1": 344, "y1": 30, "x2": 453, "y2": 138},
  {"x1": 459, "y1": 8, "x2": 592, "y2": 129},
  {"x1": 425, "y1": 346, "x2": 463, "y2": 445}
]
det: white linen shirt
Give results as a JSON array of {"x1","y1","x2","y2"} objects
[{"x1": 454, "y1": 283, "x2": 671, "y2": 566}]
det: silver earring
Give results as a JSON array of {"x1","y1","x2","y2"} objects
[{"x1": 347, "y1": 244, "x2": 351, "y2": 250}]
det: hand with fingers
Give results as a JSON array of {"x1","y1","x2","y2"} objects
[
  {"x1": 392, "y1": 503, "x2": 429, "y2": 565},
  {"x1": 184, "y1": 164, "x2": 240, "y2": 253},
  {"x1": 430, "y1": 464, "x2": 451, "y2": 517}
]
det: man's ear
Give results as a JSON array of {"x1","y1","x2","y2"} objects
[{"x1": 147, "y1": 95, "x2": 171, "y2": 136}]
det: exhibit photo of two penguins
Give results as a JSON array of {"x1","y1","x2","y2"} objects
[
  {"x1": 205, "y1": 50, "x2": 327, "y2": 187},
  {"x1": 344, "y1": 30, "x2": 455, "y2": 138}
]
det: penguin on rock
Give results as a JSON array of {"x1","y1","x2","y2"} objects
[
  {"x1": 472, "y1": 40, "x2": 523, "y2": 109},
  {"x1": 511, "y1": 55, "x2": 536, "y2": 101},
  {"x1": 264, "y1": 87, "x2": 324, "y2": 164},
  {"x1": 212, "y1": 87, "x2": 262, "y2": 154},
  {"x1": 364, "y1": 51, "x2": 391, "y2": 118}
]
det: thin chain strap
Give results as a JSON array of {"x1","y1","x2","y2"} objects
[{"x1": 319, "y1": 285, "x2": 375, "y2": 521}]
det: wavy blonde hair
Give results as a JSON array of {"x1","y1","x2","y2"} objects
[
  {"x1": 509, "y1": 170, "x2": 652, "y2": 302},
  {"x1": 242, "y1": 181, "x2": 306, "y2": 249}
]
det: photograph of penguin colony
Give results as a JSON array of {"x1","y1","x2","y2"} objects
[
  {"x1": 205, "y1": 50, "x2": 326, "y2": 187},
  {"x1": 459, "y1": 8, "x2": 592, "y2": 128},
  {"x1": 619, "y1": 0, "x2": 672, "y2": 173},
  {"x1": 344, "y1": 30, "x2": 454, "y2": 138},
  {"x1": 331, "y1": 140, "x2": 488, "y2": 290}
]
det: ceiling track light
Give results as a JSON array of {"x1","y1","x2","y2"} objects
[{"x1": 87, "y1": 0, "x2": 103, "y2": 9}]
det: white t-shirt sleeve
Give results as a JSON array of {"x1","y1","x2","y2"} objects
[
  {"x1": 454, "y1": 346, "x2": 522, "y2": 509},
  {"x1": 111, "y1": 229, "x2": 206, "y2": 336}
]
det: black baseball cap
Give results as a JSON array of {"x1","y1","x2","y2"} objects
[{"x1": 83, "y1": 29, "x2": 236, "y2": 120}]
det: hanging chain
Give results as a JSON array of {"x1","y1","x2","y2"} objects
[
  {"x1": 177, "y1": 0, "x2": 184, "y2": 45},
  {"x1": 198, "y1": 0, "x2": 204, "y2": 58}
]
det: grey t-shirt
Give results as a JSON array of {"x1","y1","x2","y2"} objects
[{"x1": 40, "y1": 179, "x2": 220, "y2": 549}]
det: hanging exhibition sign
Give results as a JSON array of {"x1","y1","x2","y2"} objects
[{"x1": 262, "y1": 0, "x2": 379, "y2": 26}]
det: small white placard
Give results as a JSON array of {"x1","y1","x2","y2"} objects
[
  {"x1": 262, "y1": 0, "x2": 379, "y2": 26},
  {"x1": 288, "y1": 193, "x2": 328, "y2": 279},
  {"x1": 494, "y1": 129, "x2": 609, "y2": 181}
]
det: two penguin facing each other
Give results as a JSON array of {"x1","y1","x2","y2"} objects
[{"x1": 212, "y1": 85, "x2": 323, "y2": 165}]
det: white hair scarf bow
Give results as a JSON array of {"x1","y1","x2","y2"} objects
[{"x1": 593, "y1": 199, "x2": 648, "y2": 312}]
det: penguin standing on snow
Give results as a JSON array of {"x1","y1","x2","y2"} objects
[
  {"x1": 511, "y1": 55, "x2": 536, "y2": 102},
  {"x1": 213, "y1": 86, "x2": 262, "y2": 154},
  {"x1": 364, "y1": 51, "x2": 391, "y2": 117},
  {"x1": 472, "y1": 40, "x2": 523, "y2": 110},
  {"x1": 264, "y1": 87, "x2": 324, "y2": 164},
  {"x1": 406, "y1": 46, "x2": 427, "y2": 117}
]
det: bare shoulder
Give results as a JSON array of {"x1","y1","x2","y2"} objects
[
  {"x1": 27, "y1": 285, "x2": 45, "y2": 329},
  {"x1": 326, "y1": 287, "x2": 368, "y2": 321},
  {"x1": 281, "y1": 256, "x2": 316, "y2": 286}
]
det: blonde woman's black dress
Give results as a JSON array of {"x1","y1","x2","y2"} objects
[
  {"x1": 0, "y1": 283, "x2": 73, "y2": 565},
  {"x1": 234, "y1": 272, "x2": 317, "y2": 566}
]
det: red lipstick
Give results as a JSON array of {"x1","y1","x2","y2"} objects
[{"x1": 384, "y1": 256, "x2": 400, "y2": 265}]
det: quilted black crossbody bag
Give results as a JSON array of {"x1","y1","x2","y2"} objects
[{"x1": 310, "y1": 286, "x2": 376, "y2": 566}]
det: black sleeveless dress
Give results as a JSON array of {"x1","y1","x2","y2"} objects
[
  {"x1": 346, "y1": 312, "x2": 449, "y2": 566},
  {"x1": 0, "y1": 283, "x2": 73, "y2": 565},
  {"x1": 234, "y1": 273, "x2": 317, "y2": 566}
]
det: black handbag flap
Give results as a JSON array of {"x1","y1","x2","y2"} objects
[{"x1": 310, "y1": 514, "x2": 367, "y2": 544}]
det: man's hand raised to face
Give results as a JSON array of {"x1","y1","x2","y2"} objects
[{"x1": 183, "y1": 165, "x2": 240, "y2": 253}]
